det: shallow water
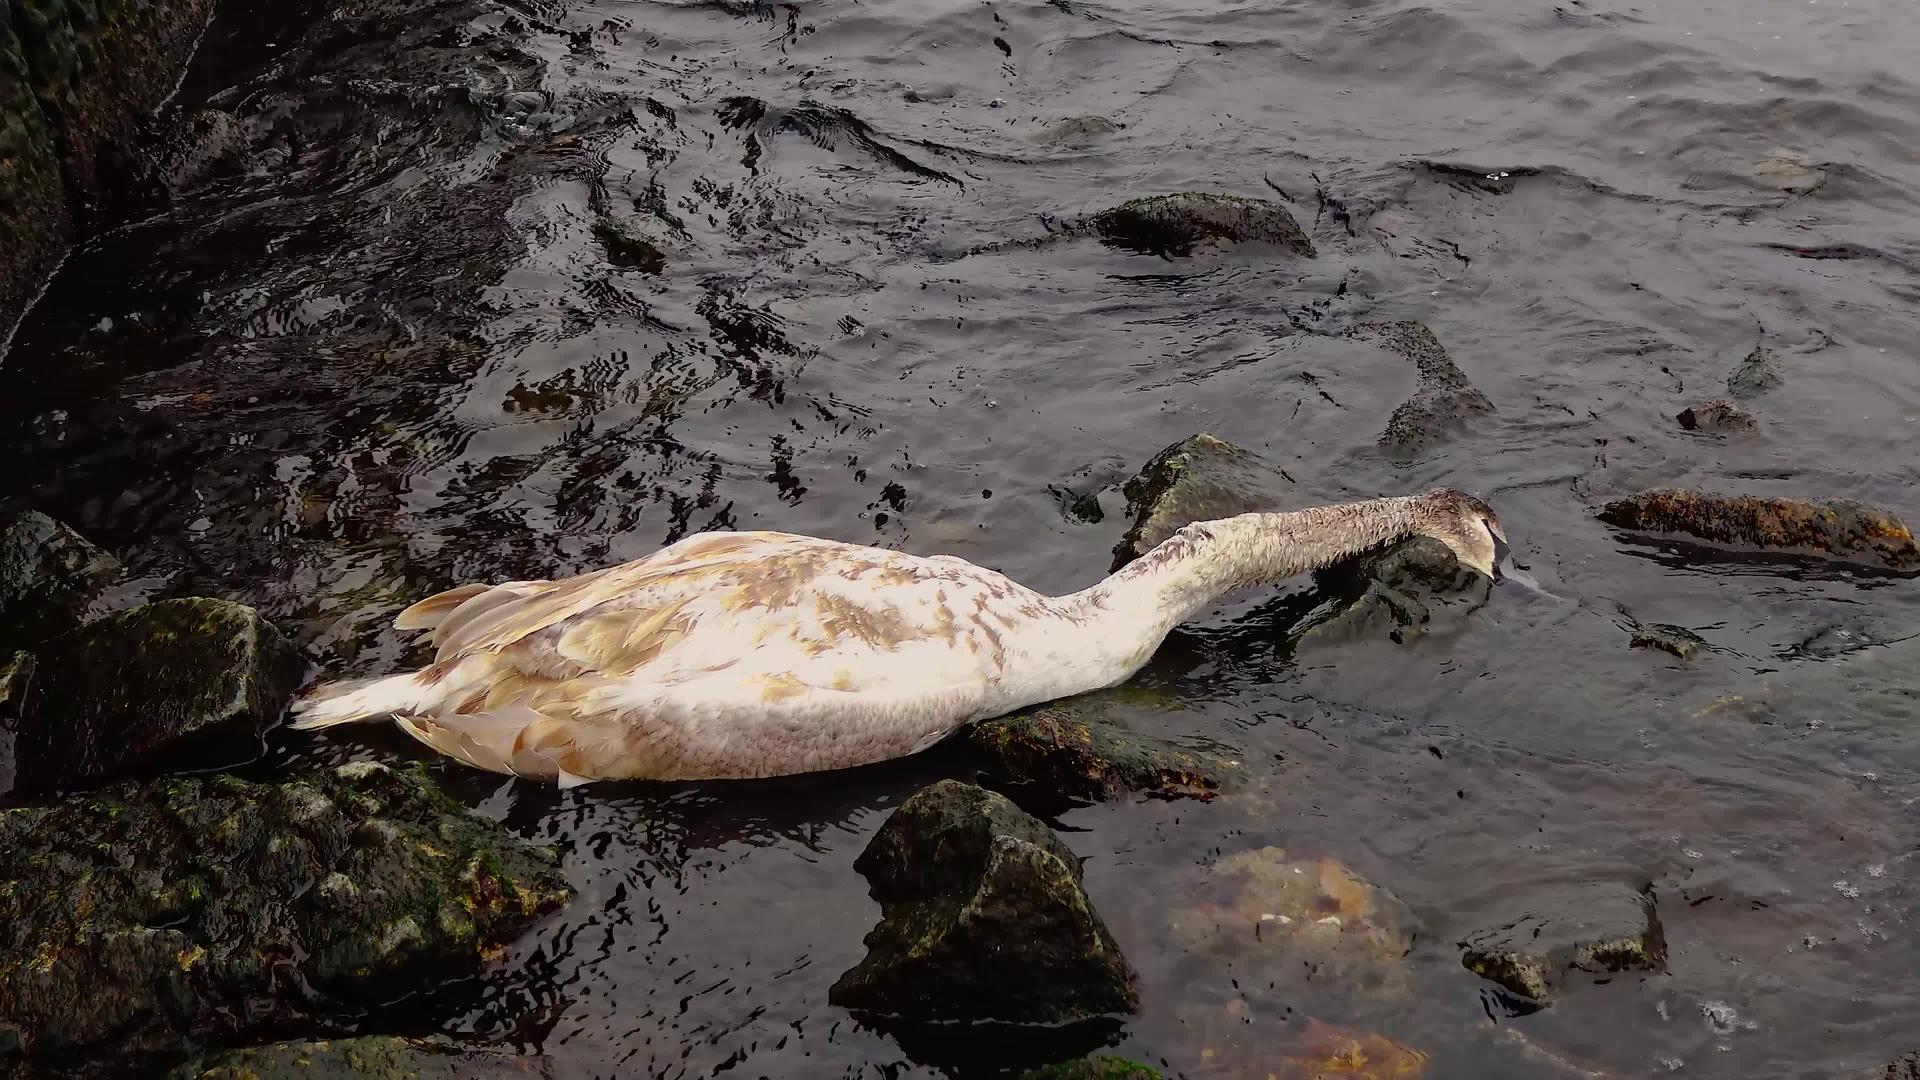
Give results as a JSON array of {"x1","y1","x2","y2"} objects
[{"x1": 4, "y1": 0, "x2": 1919, "y2": 1073}]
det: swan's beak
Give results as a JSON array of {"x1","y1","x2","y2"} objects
[{"x1": 1491, "y1": 535, "x2": 1511, "y2": 582}]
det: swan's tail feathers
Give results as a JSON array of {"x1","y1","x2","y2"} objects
[
  {"x1": 395, "y1": 707, "x2": 600, "y2": 789},
  {"x1": 393, "y1": 583, "x2": 492, "y2": 632},
  {"x1": 288, "y1": 671, "x2": 435, "y2": 730}
]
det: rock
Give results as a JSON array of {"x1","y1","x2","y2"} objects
[
  {"x1": 970, "y1": 696, "x2": 1243, "y2": 806},
  {"x1": 1111, "y1": 434, "x2": 1293, "y2": 569},
  {"x1": 11, "y1": 598, "x2": 307, "y2": 791},
  {"x1": 168, "y1": 1035, "x2": 555, "y2": 1078},
  {"x1": 0, "y1": 512, "x2": 119, "y2": 651},
  {"x1": 1086, "y1": 193, "x2": 1315, "y2": 258},
  {"x1": 1459, "y1": 884, "x2": 1665, "y2": 1006},
  {"x1": 1727, "y1": 345, "x2": 1783, "y2": 398},
  {"x1": 1275, "y1": 1020, "x2": 1429, "y2": 1079},
  {"x1": 1295, "y1": 535, "x2": 1488, "y2": 646},
  {"x1": 1019, "y1": 1058, "x2": 1164, "y2": 1080},
  {"x1": 0, "y1": 0, "x2": 219, "y2": 337},
  {"x1": 1345, "y1": 322, "x2": 1494, "y2": 453},
  {"x1": 592, "y1": 218, "x2": 667, "y2": 274},
  {"x1": 829, "y1": 780, "x2": 1138, "y2": 1023},
  {"x1": 1873, "y1": 1050, "x2": 1920, "y2": 1080},
  {"x1": 0, "y1": 651, "x2": 31, "y2": 725},
  {"x1": 1168, "y1": 848, "x2": 1416, "y2": 996},
  {"x1": 1597, "y1": 489, "x2": 1920, "y2": 570},
  {"x1": 1675, "y1": 398, "x2": 1756, "y2": 433},
  {"x1": 1630, "y1": 624, "x2": 1704, "y2": 661},
  {"x1": 0, "y1": 762, "x2": 571, "y2": 1073}
]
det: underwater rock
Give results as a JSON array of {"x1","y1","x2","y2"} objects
[
  {"x1": 1675, "y1": 398, "x2": 1756, "y2": 433},
  {"x1": 0, "y1": 761, "x2": 570, "y2": 1073},
  {"x1": 168, "y1": 1035, "x2": 555, "y2": 1079},
  {"x1": 1111, "y1": 434, "x2": 1293, "y2": 569},
  {"x1": 1598, "y1": 489, "x2": 1920, "y2": 570},
  {"x1": 1019, "y1": 1058, "x2": 1164, "y2": 1080},
  {"x1": 1084, "y1": 193, "x2": 1315, "y2": 258},
  {"x1": 592, "y1": 218, "x2": 668, "y2": 274},
  {"x1": 1345, "y1": 321, "x2": 1495, "y2": 453},
  {"x1": 1726, "y1": 345, "x2": 1783, "y2": 399},
  {"x1": 1168, "y1": 847, "x2": 1416, "y2": 996},
  {"x1": 1871, "y1": 1050, "x2": 1920, "y2": 1079},
  {"x1": 1295, "y1": 535, "x2": 1488, "y2": 647},
  {"x1": 1629, "y1": 624, "x2": 1704, "y2": 661},
  {"x1": 11, "y1": 598, "x2": 307, "y2": 791},
  {"x1": 970, "y1": 698, "x2": 1243, "y2": 806},
  {"x1": 0, "y1": 512, "x2": 119, "y2": 651},
  {"x1": 1459, "y1": 884, "x2": 1665, "y2": 1006},
  {"x1": 829, "y1": 780, "x2": 1138, "y2": 1023}
]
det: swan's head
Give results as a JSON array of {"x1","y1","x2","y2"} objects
[{"x1": 1416, "y1": 488, "x2": 1509, "y2": 580}]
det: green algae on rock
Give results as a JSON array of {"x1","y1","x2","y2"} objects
[
  {"x1": 1598, "y1": 489, "x2": 1920, "y2": 570},
  {"x1": 0, "y1": 762, "x2": 571, "y2": 1073},
  {"x1": 1629, "y1": 623, "x2": 1705, "y2": 661},
  {"x1": 1086, "y1": 193, "x2": 1316, "y2": 258},
  {"x1": 11, "y1": 598, "x2": 307, "y2": 791},
  {"x1": 971, "y1": 698, "x2": 1243, "y2": 806},
  {"x1": 0, "y1": 512, "x2": 118, "y2": 651},
  {"x1": 1018, "y1": 1057, "x2": 1165, "y2": 1080},
  {"x1": 830, "y1": 780, "x2": 1137, "y2": 1023},
  {"x1": 1111, "y1": 434, "x2": 1294, "y2": 570},
  {"x1": 168, "y1": 1035, "x2": 555, "y2": 1079},
  {"x1": 1459, "y1": 884, "x2": 1665, "y2": 1006}
]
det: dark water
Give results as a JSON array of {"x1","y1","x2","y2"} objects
[{"x1": 4, "y1": 0, "x2": 1920, "y2": 1072}]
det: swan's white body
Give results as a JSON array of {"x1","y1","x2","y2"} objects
[{"x1": 291, "y1": 491, "x2": 1503, "y2": 785}]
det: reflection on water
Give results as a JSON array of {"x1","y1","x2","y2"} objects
[{"x1": 4, "y1": 0, "x2": 1920, "y2": 1072}]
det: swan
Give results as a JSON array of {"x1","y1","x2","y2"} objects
[{"x1": 290, "y1": 489, "x2": 1508, "y2": 786}]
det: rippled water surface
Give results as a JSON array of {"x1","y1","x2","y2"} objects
[{"x1": 5, "y1": 0, "x2": 1920, "y2": 1073}]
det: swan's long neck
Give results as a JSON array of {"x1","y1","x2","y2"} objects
[{"x1": 1055, "y1": 496, "x2": 1428, "y2": 663}]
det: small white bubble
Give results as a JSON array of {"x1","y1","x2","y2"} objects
[
  {"x1": 1684, "y1": 849, "x2": 1705, "y2": 860},
  {"x1": 1866, "y1": 863, "x2": 1887, "y2": 878},
  {"x1": 1835, "y1": 880, "x2": 1861, "y2": 899}
]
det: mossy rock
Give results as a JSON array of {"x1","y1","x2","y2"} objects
[
  {"x1": 1111, "y1": 434, "x2": 1294, "y2": 570},
  {"x1": 1459, "y1": 884, "x2": 1665, "y2": 1007},
  {"x1": 11, "y1": 598, "x2": 307, "y2": 791},
  {"x1": 1019, "y1": 1057, "x2": 1165, "y2": 1080},
  {"x1": 1598, "y1": 489, "x2": 1920, "y2": 570},
  {"x1": 829, "y1": 780, "x2": 1137, "y2": 1023},
  {"x1": 0, "y1": 513, "x2": 118, "y2": 652},
  {"x1": 1344, "y1": 322, "x2": 1494, "y2": 453},
  {"x1": 970, "y1": 697, "x2": 1243, "y2": 806},
  {"x1": 1294, "y1": 535, "x2": 1488, "y2": 647},
  {"x1": 168, "y1": 1035, "x2": 554, "y2": 1078},
  {"x1": 0, "y1": 762, "x2": 571, "y2": 1072},
  {"x1": 1086, "y1": 193, "x2": 1315, "y2": 259},
  {"x1": 1629, "y1": 624, "x2": 1705, "y2": 661},
  {"x1": 1727, "y1": 345, "x2": 1782, "y2": 399},
  {"x1": 1676, "y1": 398, "x2": 1756, "y2": 434},
  {"x1": 591, "y1": 218, "x2": 667, "y2": 273}
]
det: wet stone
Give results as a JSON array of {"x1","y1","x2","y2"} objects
[
  {"x1": 168, "y1": 1035, "x2": 555, "y2": 1079},
  {"x1": 1086, "y1": 193, "x2": 1315, "y2": 258},
  {"x1": 970, "y1": 698, "x2": 1243, "y2": 806},
  {"x1": 1296, "y1": 535, "x2": 1489, "y2": 647},
  {"x1": 1598, "y1": 489, "x2": 1920, "y2": 570},
  {"x1": 1727, "y1": 345, "x2": 1783, "y2": 399},
  {"x1": 0, "y1": 512, "x2": 118, "y2": 652},
  {"x1": 592, "y1": 218, "x2": 667, "y2": 274},
  {"x1": 1345, "y1": 321, "x2": 1494, "y2": 454},
  {"x1": 1459, "y1": 884, "x2": 1665, "y2": 1006},
  {"x1": 0, "y1": 762, "x2": 571, "y2": 1073},
  {"x1": 1111, "y1": 434, "x2": 1293, "y2": 569},
  {"x1": 1630, "y1": 624, "x2": 1704, "y2": 661},
  {"x1": 1871, "y1": 1050, "x2": 1920, "y2": 1079},
  {"x1": 1676, "y1": 398, "x2": 1756, "y2": 433},
  {"x1": 829, "y1": 780, "x2": 1138, "y2": 1024},
  {"x1": 1019, "y1": 1057, "x2": 1165, "y2": 1080},
  {"x1": 10, "y1": 597, "x2": 308, "y2": 792}
]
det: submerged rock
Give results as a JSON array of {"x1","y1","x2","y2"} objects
[
  {"x1": 0, "y1": 512, "x2": 119, "y2": 651},
  {"x1": 11, "y1": 598, "x2": 307, "y2": 791},
  {"x1": 829, "y1": 780, "x2": 1138, "y2": 1023},
  {"x1": 0, "y1": 762, "x2": 571, "y2": 1072},
  {"x1": 1630, "y1": 624, "x2": 1705, "y2": 661},
  {"x1": 169, "y1": 1035, "x2": 554, "y2": 1079},
  {"x1": 1459, "y1": 884, "x2": 1665, "y2": 1006},
  {"x1": 1019, "y1": 1057, "x2": 1164, "y2": 1080},
  {"x1": 592, "y1": 218, "x2": 667, "y2": 274},
  {"x1": 1675, "y1": 398, "x2": 1756, "y2": 433},
  {"x1": 1598, "y1": 489, "x2": 1920, "y2": 570},
  {"x1": 1169, "y1": 848, "x2": 1416, "y2": 996},
  {"x1": 1345, "y1": 322, "x2": 1494, "y2": 453},
  {"x1": 1085, "y1": 193, "x2": 1315, "y2": 258},
  {"x1": 1295, "y1": 535, "x2": 1488, "y2": 646},
  {"x1": 1727, "y1": 345, "x2": 1783, "y2": 399},
  {"x1": 1111, "y1": 434, "x2": 1292, "y2": 569},
  {"x1": 970, "y1": 697, "x2": 1243, "y2": 805}
]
